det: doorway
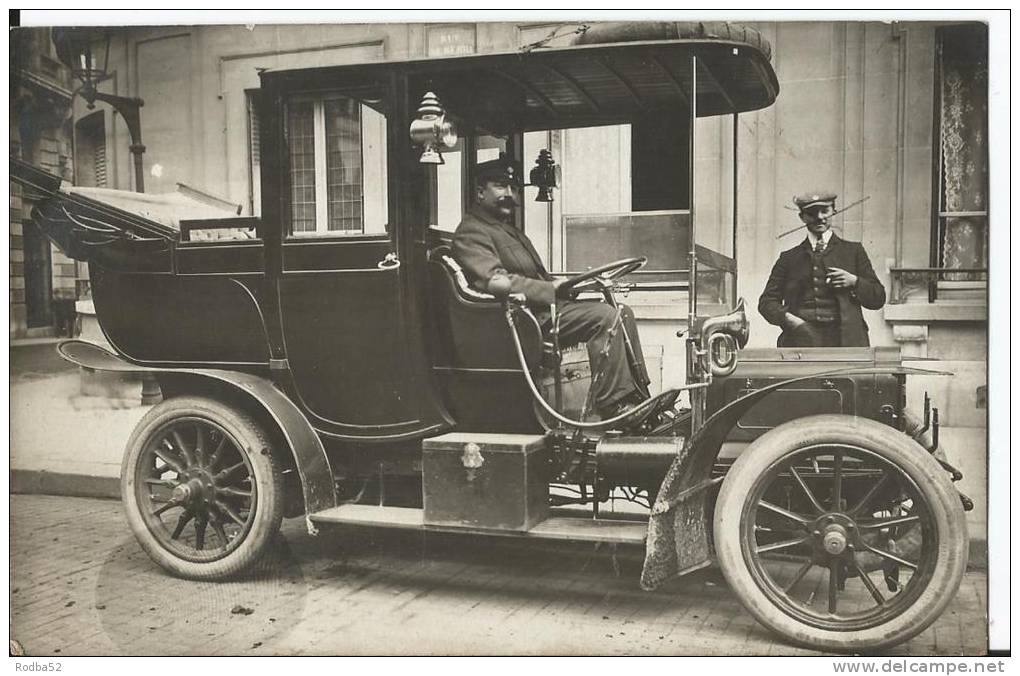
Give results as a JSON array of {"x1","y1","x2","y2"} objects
[{"x1": 22, "y1": 220, "x2": 53, "y2": 329}]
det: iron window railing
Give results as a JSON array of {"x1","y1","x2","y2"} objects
[{"x1": 888, "y1": 267, "x2": 987, "y2": 304}]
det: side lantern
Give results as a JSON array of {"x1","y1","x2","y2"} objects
[
  {"x1": 409, "y1": 91, "x2": 459, "y2": 164},
  {"x1": 528, "y1": 148, "x2": 560, "y2": 202}
]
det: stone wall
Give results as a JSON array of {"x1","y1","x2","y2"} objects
[{"x1": 10, "y1": 169, "x2": 26, "y2": 335}]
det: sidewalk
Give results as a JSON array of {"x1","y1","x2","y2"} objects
[{"x1": 10, "y1": 343, "x2": 151, "y2": 498}]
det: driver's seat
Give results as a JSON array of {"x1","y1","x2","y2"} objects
[
  {"x1": 427, "y1": 243, "x2": 654, "y2": 425},
  {"x1": 427, "y1": 244, "x2": 543, "y2": 371}
]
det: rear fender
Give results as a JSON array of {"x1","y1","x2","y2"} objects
[
  {"x1": 57, "y1": 340, "x2": 336, "y2": 527},
  {"x1": 640, "y1": 364, "x2": 949, "y2": 591}
]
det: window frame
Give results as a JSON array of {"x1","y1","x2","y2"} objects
[
  {"x1": 245, "y1": 89, "x2": 261, "y2": 217},
  {"x1": 281, "y1": 87, "x2": 388, "y2": 241}
]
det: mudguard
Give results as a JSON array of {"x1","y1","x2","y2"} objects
[
  {"x1": 57, "y1": 340, "x2": 337, "y2": 527},
  {"x1": 640, "y1": 364, "x2": 950, "y2": 591}
]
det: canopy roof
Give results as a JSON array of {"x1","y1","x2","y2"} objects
[{"x1": 262, "y1": 21, "x2": 779, "y2": 132}]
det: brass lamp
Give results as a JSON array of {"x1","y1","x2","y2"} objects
[
  {"x1": 528, "y1": 148, "x2": 560, "y2": 202},
  {"x1": 408, "y1": 91, "x2": 458, "y2": 164}
]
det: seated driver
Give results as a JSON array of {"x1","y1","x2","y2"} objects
[{"x1": 453, "y1": 157, "x2": 646, "y2": 420}]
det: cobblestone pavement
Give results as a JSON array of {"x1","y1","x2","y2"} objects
[{"x1": 10, "y1": 495, "x2": 988, "y2": 656}]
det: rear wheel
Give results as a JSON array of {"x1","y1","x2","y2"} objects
[
  {"x1": 121, "y1": 396, "x2": 284, "y2": 580},
  {"x1": 714, "y1": 414, "x2": 967, "y2": 652}
]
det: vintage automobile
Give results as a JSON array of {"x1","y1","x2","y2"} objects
[{"x1": 12, "y1": 22, "x2": 972, "y2": 652}]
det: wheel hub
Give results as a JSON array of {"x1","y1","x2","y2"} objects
[
  {"x1": 822, "y1": 524, "x2": 849, "y2": 555},
  {"x1": 811, "y1": 513, "x2": 858, "y2": 557},
  {"x1": 172, "y1": 471, "x2": 214, "y2": 507},
  {"x1": 170, "y1": 481, "x2": 194, "y2": 503}
]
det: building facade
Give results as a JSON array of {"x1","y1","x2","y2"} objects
[
  {"x1": 10, "y1": 27, "x2": 80, "y2": 338},
  {"x1": 10, "y1": 20, "x2": 989, "y2": 541}
]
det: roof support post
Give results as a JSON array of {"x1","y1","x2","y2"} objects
[{"x1": 688, "y1": 54, "x2": 705, "y2": 431}]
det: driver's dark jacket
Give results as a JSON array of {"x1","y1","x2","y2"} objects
[
  {"x1": 452, "y1": 207, "x2": 557, "y2": 318},
  {"x1": 453, "y1": 206, "x2": 641, "y2": 410},
  {"x1": 758, "y1": 234, "x2": 886, "y2": 347}
]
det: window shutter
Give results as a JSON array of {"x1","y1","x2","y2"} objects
[{"x1": 94, "y1": 137, "x2": 107, "y2": 187}]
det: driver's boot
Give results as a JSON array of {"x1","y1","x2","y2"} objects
[{"x1": 619, "y1": 305, "x2": 651, "y2": 396}]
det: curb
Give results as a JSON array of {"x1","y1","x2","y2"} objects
[
  {"x1": 11, "y1": 469, "x2": 119, "y2": 500},
  {"x1": 8, "y1": 469, "x2": 990, "y2": 571}
]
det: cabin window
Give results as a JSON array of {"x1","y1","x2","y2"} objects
[
  {"x1": 932, "y1": 24, "x2": 988, "y2": 281},
  {"x1": 283, "y1": 93, "x2": 388, "y2": 238},
  {"x1": 543, "y1": 122, "x2": 692, "y2": 276},
  {"x1": 431, "y1": 134, "x2": 507, "y2": 232},
  {"x1": 520, "y1": 117, "x2": 728, "y2": 306}
]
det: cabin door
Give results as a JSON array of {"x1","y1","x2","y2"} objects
[
  {"x1": 275, "y1": 93, "x2": 429, "y2": 439},
  {"x1": 279, "y1": 237, "x2": 425, "y2": 438}
]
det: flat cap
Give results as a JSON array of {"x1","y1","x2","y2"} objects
[
  {"x1": 475, "y1": 156, "x2": 523, "y2": 186},
  {"x1": 793, "y1": 191, "x2": 837, "y2": 210}
]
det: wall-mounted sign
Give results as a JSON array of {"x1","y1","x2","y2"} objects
[{"x1": 426, "y1": 25, "x2": 476, "y2": 57}]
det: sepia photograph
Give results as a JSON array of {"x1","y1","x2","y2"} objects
[{"x1": 8, "y1": 10, "x2": 1006, "y2": 661}]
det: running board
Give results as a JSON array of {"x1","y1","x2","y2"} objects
[{"x1": 308, "y1": 504, "x2": 648, "y2": 545}]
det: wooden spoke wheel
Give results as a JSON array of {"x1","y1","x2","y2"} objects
[
  {"x1": 121, "y1": 396, "x2": 284, "y2": 580},
  {"x1": 714, "y1": 414, "x2": 967, "y2": 652}
]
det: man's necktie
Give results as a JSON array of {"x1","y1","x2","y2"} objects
[{"x1": 814, "y1": 238, "x2": 825, "y2": 255}]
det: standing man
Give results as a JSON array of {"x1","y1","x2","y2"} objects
[
  {"x1": 453, "y1": 156, "x2": 647, "y2": 419},
  {"x1": 758, "y1": 191, "x2": 886, "y2": 347}
]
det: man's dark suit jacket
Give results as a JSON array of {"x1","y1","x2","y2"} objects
[
  {"x1": 453, "y1": 208, "x2": 557, "y2": 315},
  {"x1": 758, "y1": 234, "x2": 886, "y2": 347}
]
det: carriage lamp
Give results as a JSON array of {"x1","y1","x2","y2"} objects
[
  {"x1": 52, "y1": 28, "x2": 148, "y2": 194},
  {"x1": 52, "y1": 27, "x2": 112, "y2": 105},
  {"x1": 528, "y1": 149, "x2": 560, "y2": 202},
  {"x1": 409, "y1": 91, "x2": 459, "y2": 164}
]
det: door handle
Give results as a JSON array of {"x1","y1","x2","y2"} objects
[{"x1": 377, "y1": 252, "x2": 401, "y2": 270}]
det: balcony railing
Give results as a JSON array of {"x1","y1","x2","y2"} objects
[{"x1": 889, "y1": 267, "x2": 988, "y2": 304}]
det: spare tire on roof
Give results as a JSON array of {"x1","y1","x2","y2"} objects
[{"x1": 571, "y1": 21, "x2": 772, "y2": 62}]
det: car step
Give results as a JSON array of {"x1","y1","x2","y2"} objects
[{"x1": 308, "y1": 504, "x2": 648, "y2": 544}]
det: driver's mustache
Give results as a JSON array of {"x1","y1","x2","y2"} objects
[{"x1": 497, "y1": 197, "x2": 518, "y2": 208}]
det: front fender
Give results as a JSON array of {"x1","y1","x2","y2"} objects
[
  {"x1": 57, "y1": 340, "x2": 337, "y2": 524},
  {"x1": 640, "y1": 364, "x2": 949, "y2": 591}
]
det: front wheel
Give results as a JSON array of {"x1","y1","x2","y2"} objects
[
  {"x1": 714, "y1": 414, "x2": 967, "y2": 652},
  {"x1": 121, "y1": 396, "x2": 284, "y2": 580}
]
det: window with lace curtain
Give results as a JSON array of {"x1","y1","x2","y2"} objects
[{"x1": 933, "y1": 24, "x2": 988, "y2": 281}]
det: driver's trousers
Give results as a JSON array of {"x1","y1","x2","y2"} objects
[{"x1": 549, "y1": 300, "x2": 647, "y2": 412}]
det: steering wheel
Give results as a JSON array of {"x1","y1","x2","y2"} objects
[{"x1": 555, "y1": 256, "x2": 647, "y2": 298}]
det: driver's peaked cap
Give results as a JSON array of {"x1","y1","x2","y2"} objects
[{"x1": 475, "y1": 156, "x2": 524, "y2": 186}]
